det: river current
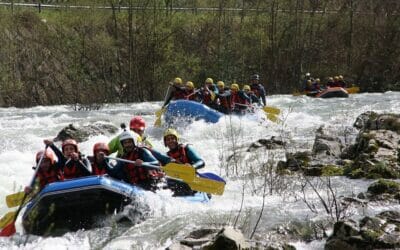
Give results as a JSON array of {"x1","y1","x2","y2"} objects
[{"x1": 0, "y1": 92, "x2": 399, "y2": 249}]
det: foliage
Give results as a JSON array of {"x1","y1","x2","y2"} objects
[{"x1": 0, "y1": 0, "x2": 400, "y2": 107}]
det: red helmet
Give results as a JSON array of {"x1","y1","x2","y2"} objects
[
  {"x1": 62, "y1": 139, "x2": 78, "y2": 152},
  {"x1": 36, "y1": 149, "x2": 55, "y2": 164},
  {"x1": 130, "y1": 116, "x2": 146, "y2": 131},
  {"x1": 93, "y1": 142, "x2": 110, "y2": 155}
]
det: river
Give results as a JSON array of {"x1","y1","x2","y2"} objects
[{"x1": 0, "y1": 92, "x2": 399, "y2": 249}]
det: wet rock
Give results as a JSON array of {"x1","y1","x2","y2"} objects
[
  {"x1": 247, "y1": 136, "x2": 285, "y2": 152},
  {"x1": 54, "y1": 122, "x2": 119, "y2": 142},
  {"x1": 366, "y1": 179, "x2": 400, "y2": 202},
  {"x1": 202, "y1": 227, "x2": 251, "y2": 250},
  {"x1": 312, "y1": 126, "x2": 343, "y2": 160},
  {"x1": 325, "y1": 211, "x2": 400, "y2": 249}
]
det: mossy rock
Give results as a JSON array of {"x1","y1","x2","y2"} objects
[
  {"x1": 367, "y1": 179, "x2": 400, "y2": 195},
  {"x1": 365, "y1": 162, "x2": 400, "y2": 179},
  {"x1": 360, "y1": 229, "x2": 384, "y2": 242},
  {"x1": 321, "y1": 165, "x2": 344, "y2": 176}
]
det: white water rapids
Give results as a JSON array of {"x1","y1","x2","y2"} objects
[{"x1": 0, "y1": 92, "x2": 399, "y2": 249}]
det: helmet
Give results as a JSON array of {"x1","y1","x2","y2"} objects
[
  {"x1": 93, "y1": 142, "x2": 110, "y2": 155},
  {"x1": 163, "y1": 128, "x2": 179, "y2": 146},
  {"x1": 173, "y1": 77, "x2": 183, "y2": 85},
  {"x1": 315, "y1": 78, "x2": 320, "y2": 83},
  {"x1": 305, "y1": 72, "x2": 311, "y2": 77},
  {"x1": 217, "y1": 81, "x2": 225, "y2": 88},
  {"x1": 130, "y1": 116, "x2": 146, "y2": 131},
  {"x1": 205, "y1": 78, "x2": 213, "y2": 84},
  {"x1": 36, "y1": 149, "x2": 55, "y2": 164},
  {"x1": 119, "y1": 130, "x2": 140, "y2": 145},
  {"x1": 306, "y1": 80, "x2": 312, "y2": 85},
  {"x1": 251, "y1": 74, "x2": 260, "y2": 80},
  {"x1": 230, "y1": 83, "x2": 239, "y2": 91},
  {"x1": 243, "y1": 85, "x2": 251, "y2": 91},
  {"x1": 338, "y1": 75, "x2": 344, "y2": 80},
  {"x1": 334, "y1": 76, "x2": 339, "y2": 81},
  {"x1": 62, "y1": 139, "x2": 78, "y2": 152},
  {"x1": 119, "y1": 130, "x2": 140, "y2": 146},
  {"x1": 328, "y1": 77, "x2": 334, "y2": 82},
  {"x1": 186, "y1": 81, "x2": 195, "y2": 89}
]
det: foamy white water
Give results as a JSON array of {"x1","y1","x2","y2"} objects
[{"x1": 0, "y1": 92, "x2": 399, "y2": 249}]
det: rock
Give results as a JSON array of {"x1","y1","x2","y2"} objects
[
  {"x1": 325, "y1": 210, "x2": 400, "y2": 249},
  {"x1": 367, "y1": 179, "x2": 400, "y2": 196},
  {"x1": 247, "y1": 137, "x2": 285, "y2": 152},
  {"x1": 54, "y1": 122, "x2": 119, "y2": 142},
  {"x1": 202, "y1": 227, "x2": 251, "y2": 250},
  {"x1": 166, "y1": 243, "x2": 191, "y2": 250}
]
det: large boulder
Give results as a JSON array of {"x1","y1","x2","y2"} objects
[
  {"x1": 325, "y1": 211, "x2": 400, "y2": 249},
  {"x1": 54, "y1": 122, "x2": 119, "y2": 142},
  {"x1": 342, "y1": 112, "x2": 400, "y2": 179}
]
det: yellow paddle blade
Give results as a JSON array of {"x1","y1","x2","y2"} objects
[
  {"x1": 6, "y1": 191, "x2": 25, "y2": 208},
  {"x1": 154, "y1": 107, "x2": 166, "y2": 127},
  {"x1": 187, "y1": 176, "x2": 225, "y2": 195},
  {"x1": 0, "y1": 211, "x2": 16, "y2": 229},
  {"x1": 346, "y1": 86, "x2": 360, "y2": 94},
  {"x1": 162, "y1": 163, "x2": 196, "y2": 182},
  {"x1": 266, "y1": 113, "x2": 278, "y2": 122},
  {"x1": 263, "y1": 106, "x2": 280, "y2": 115}
]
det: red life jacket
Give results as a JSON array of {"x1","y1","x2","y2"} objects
[
  {"x1": 185, "y1": 89, "x2": 197, "y2": 100},
  {"x1": 172, "y1": 87, "x2": 187, "y2": 100},
  {"x1": 230, "y1": 91, "x2": 249, "y2": 110},
  {"x1": 123, "y1": 149, "x2": 150, "y2": 184},
  {"x1": 251, "y1": 84, "x2": 261, "y2": 98},
  {"x1": 37, "y1": 168, "x2": 63, "y2": 188},
  {"x1": 218, "y1": 91, "x2": 230, "y2": 110},
  {"x1": 88, "y1": 156, "x2": 107, "y2": 175},
  {"x1": 167, "y1": 144, "x2": 189, "y2": 164},
  {"x1": 63, "y1": 161, "x2": 86, "y2": 179}
]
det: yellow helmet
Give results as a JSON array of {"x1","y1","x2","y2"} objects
[
  {"x1": 338, "y1": 75, "x2": 344, "y2": 80},
  {"x1": 174, "y1": 77, "x2": 183, "y2": 85},
  {"x1": 163, "y1": 128, "x2": 179, "y2": 146},
  {"x1": 186, "y1": 81, "x2": 195, "y2": 89},
  {"x1": 334, "y1": 76, "x2": 339, "y2": 81},
  {"x1": 217, "y1": 81, "x2": 225, "y2": 88},
  {"x1": 243, "y1": 85, "x2": 251, "y2": 91},
  {"x1": 315, "y1": 78, "x2": 320, "y2": 83},
  {"x1": 205, "y1": 78, "x2": 213, "y2": 84},
  {"x1": 230, "y1": 83, "x2": 239, "y2": 91}
]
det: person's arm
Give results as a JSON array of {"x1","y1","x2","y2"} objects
[
  {"x1": 259, "y1": 84, "x2": 267, "y2": 106},
  {"x1": 107, "y1": 160, "x2": 126, "y2": 180},
  {"x1": 45, "y1": 141, "x2": 66, "y2": 169},
  {"x1": 139, "y1": 148, "x2": 160, "y2": 166},
  {"x1": 149, "y1": 148, "x2": 172, "y2": 166},
  {"x1": 185, "y1": 145, "x2": 205, "y2": 169}
]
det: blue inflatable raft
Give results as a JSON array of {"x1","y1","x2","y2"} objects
[
  {"x1": 22, "y1": 176, "x2": 209, "y2": 236},
  {"x1": 165, "y1": 100, "x2": 223, "y2": 124}
]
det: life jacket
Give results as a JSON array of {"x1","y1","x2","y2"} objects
[
  {"x1": 218, "y1": 90, "x2": 230, "y2": 110},
  {"x1": 63, "y1": 160, "x2": 86, "y2": 179},
  {"x1": 37, "y1": 167, "x2": 63, "y2": 188},
  {"x1": 88, "y1": 157, "x2": 108, "y2": 176},
  {"x1": 122, "y1": 148, "x2": 154, "y2": 184},
  {"x1": 231, "y1": 91, "x2": 249, "y2": 111},
  {"x1": 185, "y1": 89, "x2": 197, "y2": 101},
  {"x1": 172, "y1": 87, "x2": 187, "y2": 100},
  {"x1": 251, "y1": 84, "x2": 261, "y2": 98},
  {"x1": 167, "y1": 144, "x2": 190, "y2": 164}
]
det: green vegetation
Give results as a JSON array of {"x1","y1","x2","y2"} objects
[
  {"x1": 367, "y1": 178, "x2": 400, "y2": 195},
  {"x1": 0, "y1": 0, "x2": 399, "y2": 107}
]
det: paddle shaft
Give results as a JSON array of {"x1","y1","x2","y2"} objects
[
  {"x1": 105, "y1": 156, "x2": 160, "y2": 170},
  {"x1": 18, "y1": 145, "x2": 48, "y2": 207}
]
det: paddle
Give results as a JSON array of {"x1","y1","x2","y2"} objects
[
  {"x1": 106, "y1": 156, "x2": 225, "y2": 195},
  {"x1": 0, "y1": 211, "x2": 16, "y2": 229},
  {"x1": 5, "y1": 191, "x2": 25, "y2": 208},
  {"x1": 262, "y1": 106, "x2": 280, "y2": 115},
  {"x1": 0, "y1": 146, "x2": 48, "y2": 237},
  {"x1": 154, "y1": 86, "x2": 172, "y2": 127}
]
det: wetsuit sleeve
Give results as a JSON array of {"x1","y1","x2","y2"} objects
[
  {"x1": 49, "y1": 143, "x2": 66, "y2": 170},
  {"x1": 185, "y1": 145, "x2": 205, "y2": 169},
  {"x1": 149, "y1": 148, "x2": 172, "y2": 166},
  {"x1": 76, "y1": 156, "x2": 92, "y2": 176},
  {"x1": 140, "y1": 148, "x2": 160, "y2": 166}
]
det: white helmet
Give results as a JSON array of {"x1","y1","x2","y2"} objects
[{"x1": 119, "y1": 130, "x2": 140, "y2": 146}]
